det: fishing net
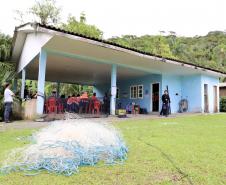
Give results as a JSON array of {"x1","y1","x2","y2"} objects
[{"x1": 0, "y1": 119, "x2": 128, "y2": 176}]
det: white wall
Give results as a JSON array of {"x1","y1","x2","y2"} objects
[
  {"x1": 161, "y1": 74, "x2": 182, "y2": 113},
  {"x1": 201, "y1": 75, "x2": 219, "y2": 113},
  {"x1": 181, "y1": 75, "x2": 202, "y2": 112},
  {"x1": 17, "y1": 32, "x2": 52, "y2": 73}
]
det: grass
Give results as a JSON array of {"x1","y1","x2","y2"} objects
[{"x1": 0, "y1": 114, "x2": 226, "y2": 185}]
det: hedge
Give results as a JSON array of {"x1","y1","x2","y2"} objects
[{"x1": 220, "y1": 97, "x2": 226, "y2": 112}]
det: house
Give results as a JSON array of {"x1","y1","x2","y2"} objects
[{"x1": 10, "y1": 23, "x2": 225, "y2": 115}]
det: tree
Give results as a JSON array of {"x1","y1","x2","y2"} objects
[
  {"x1": 0, "y1": 33, "x2": 12, "y2": 62},
  {"x1": 30, "y1": 0, "x2": 61, "y2": 25},
  {"x1": 62, "y1": 13, "x2": 103, "y2": 39}
]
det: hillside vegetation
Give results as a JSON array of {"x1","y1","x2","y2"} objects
[{"x1": 109, "y1": 31, "x2": 226, "y2": 72}]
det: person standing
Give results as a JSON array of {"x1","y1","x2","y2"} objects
[
  {"x1": 160, "y1": 90, "x2": 171, "y2": 117},
  {"x1": 103, "y1": 92, "x2": 110, "y2": 114},
  {"x1": 4, "y1": 83, "x2": 15, "y2": 123},
  {"x1": 24, "y1": 85, "x2": 29, "y2": 99}
]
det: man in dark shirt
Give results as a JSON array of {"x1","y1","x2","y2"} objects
[
  {"x1": 103, "y1": 92, "x2": 110, "y2": 114},
  {"x1": 160, "y1": 90, "x2": 171, "y2": 116}
]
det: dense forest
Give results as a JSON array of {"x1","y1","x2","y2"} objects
[{"x1": 109, "y1": 31, "x2": 226, "y2": 72}]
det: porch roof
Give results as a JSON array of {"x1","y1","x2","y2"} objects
[{"x1": 10, "y1": 23, "x2": 225, "y2": 85}]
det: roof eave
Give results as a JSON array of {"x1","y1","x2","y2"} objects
[{"x1": 12, "y1": 22, "x2": 226, "y2": 77}]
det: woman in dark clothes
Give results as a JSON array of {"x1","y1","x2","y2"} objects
[
  {"x1": 103, "y1": 92, "x2": 110, "y2": 114},
  {"x1": 161, "y1": 90, "x2": 171, "y2": 117}
]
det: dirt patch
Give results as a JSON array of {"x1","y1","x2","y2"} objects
[
  {"x1": 151, "y1": 171, "x2": 182, "y2": 183},
  {"x1": 0, "y1": 120, "x2": 51, "y2": 132}
]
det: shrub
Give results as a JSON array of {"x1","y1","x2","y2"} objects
[{"x1": 220, "y1": 97, "x2": 226, "y2": 112}]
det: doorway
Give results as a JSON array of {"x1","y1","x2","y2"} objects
[
  {"x1": 213, "y1": 86, "x2": 218, "y2": 113},
  {"x1": 204, "y1": 84, "x2": 209, "y2": 113},
  {"x1": 152, "y1": 83, "x2": 160, "y2": 112}
]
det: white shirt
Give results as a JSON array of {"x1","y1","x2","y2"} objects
[{"x1": 4, "y1": 88, "x2": 14, "y2": 103}]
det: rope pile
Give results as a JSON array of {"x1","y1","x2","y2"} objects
[{"x1": 0, "y1": 120, "x2": 128, "y2": 176}]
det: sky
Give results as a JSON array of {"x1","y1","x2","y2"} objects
[{"x1": 0, "y1": 0, "x2": 226, "y2": 38}]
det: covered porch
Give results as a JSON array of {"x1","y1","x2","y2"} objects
[{"x1": 20, "y1": 48, "x2": 158, "y2": 115}]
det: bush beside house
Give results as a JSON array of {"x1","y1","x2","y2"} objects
[{"x1": 220, "y1": 97, "x2": 226, "y2": 112}]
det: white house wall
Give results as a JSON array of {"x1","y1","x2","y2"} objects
[
  {"x1": 161, "y1": 74, "x2": 182, "y2": 113},
  {"x1": 17, "y1": 32, "x2": 53, "y2": 73},
  {"x1": 181, "y1": 75, "x2": 202, "y2": 112},
  {"x1": 201, "y1": 75, "x2": 219, "y2": 113}
]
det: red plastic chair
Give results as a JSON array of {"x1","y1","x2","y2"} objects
[
  {"x1": 57, "y1": 99, "x2": 64, "y2": 113},
  {"x1": 47, "y1": 97, "x2": 57, "y2": 113},
  {"x1": 57, "y1": 103, "x2": 64, "y2": 113}
]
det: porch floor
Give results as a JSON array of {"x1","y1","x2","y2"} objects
[{"x1": 0, "y1": 112, "x2": 205, "y2": 131}]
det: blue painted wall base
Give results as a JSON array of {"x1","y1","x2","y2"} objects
[{"x1": 94, "y1": 73, "x2": 219, "y2": 114}]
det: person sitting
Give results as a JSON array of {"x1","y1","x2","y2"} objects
[
  {"x1": 48, "y1": 90, "x2": 57, "y2": 99},
  {"x1": 67, "y1": 95, "x2": 73, "y2": 112},
  {"x1": 60, "y1": 95, "x2": 67, "y2": 111},
  {"x1": 73, "y1": 94, "x2": 80, "y2": 113},
  {"x1": 46, "y1": 91, "x2": 57, "y2": 113},
  {"x1": 71, "y1": 94, "x2": 79, "y2": 113},
  {"x1": 126, "y1": 103, "x2": 133, "y2": 114},
  {"x1": 57, "y1": 95, "x2": 66, "y2": 113},
  {"x1": 76, "y1": 94, "x2": 80, "y2": 102},
  {"x1": 79, "y1": 92, "x2": 89, "y2": 113}
]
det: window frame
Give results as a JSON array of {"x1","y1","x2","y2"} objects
[
  {"x1": 130, "y1": 85, "x2": 143, "y2": 99},
  {"x1": 130, "y1": 85, "x2": 137, "y2": 99},
  {"x1": 137, "y1": 84, "x2": 143, "y2": 99}
]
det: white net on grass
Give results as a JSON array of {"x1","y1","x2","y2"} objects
[{"x1": 0, "y1": 119, "x2": 128, "y2": 176}]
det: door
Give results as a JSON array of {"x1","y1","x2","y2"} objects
[
  {"x1": 213, "y1": 86, "x2": 218, "y2": 113},
  {"x1": 152, "y1": 83, "x2": 160, "y2": 112},
  {"x1": 204, "y1": 84, "x2": 209, "y2": 113}
]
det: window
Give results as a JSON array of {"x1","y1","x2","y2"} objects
[
  {"x1": 130, "y1": 85, "x2": 137, "y2": 99},
  {"x1": 138, "y1": 85, "x2": 143, "y2": 99},
  {"x1": 116, "y1": 88, "x2": 120, "y2": 99},
  {"x1": 130, "y1": 85, "x2": 143, "y2": 99}
]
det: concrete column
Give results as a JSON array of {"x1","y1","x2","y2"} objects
[
  {"x1": 57, "y1": 82, "x2": 60, "y2": 97},
  {"x1": 37, "y1": 49, "x2": 47, "y2": 115},
  {"x1": 21, "y1": 69, "x2": 26, "y2": 99},
  {"x1": 110, "y1": 64, "x2": 117, "y2": 115}
]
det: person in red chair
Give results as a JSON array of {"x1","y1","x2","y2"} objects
[
  {"x1": 71, "y1": 94, "x2": 80, "y2": 113},
  {"x1": 74, "y1": 94, "x2": 80, "y2": 113},
  {"x1": 90, "y1": 93, "x2": 97, "y2": 114},
  {"x1": 46, "y1": 90, "x2": 57, "y2": 113},
  {"x1": 57, "y1": 95, "x2": 65, "y2": 113},
  {"x1": 67, "y1": 95, "x2": 74, "y2": 113},
  {"x1": 79, "y1": 92, "x2": 89, "y2": 113},
  {"x1": 48, "y1": 90, "x2": 57, "y2": 99}
]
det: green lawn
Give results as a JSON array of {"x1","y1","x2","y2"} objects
[{"x1": 0, "y1": 114, "x2": 226, "y2": 185}]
